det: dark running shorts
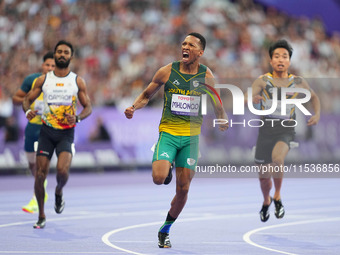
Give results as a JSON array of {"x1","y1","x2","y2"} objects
[
  {"x1": 254, "y1": 120, "x2": 295, "y2": 164},
  {"x1": 37, "y1": 124, "x2": 75, "y2": 160},
  {"x1": 24, "y1": 122, "x2": 42, "y2": 152},
  {"x1": 254, "y1": 133, "x2": 295, "y2": 164}
]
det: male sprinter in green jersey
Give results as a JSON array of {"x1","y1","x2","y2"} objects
[
  {"x1": 13, "y1": 52, "x2": 55, "y2": 213},
  {"x1": 125, "y1": 32, "x2": 228, "y2": 248}
]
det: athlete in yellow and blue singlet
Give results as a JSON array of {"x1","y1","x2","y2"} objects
[{"x1": 12, "y1": 52, "x2": 55, "y2": 214}]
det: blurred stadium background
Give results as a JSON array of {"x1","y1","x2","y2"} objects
[{"x1": 1, "y1": 0, "x2": 339, "y2": 173}]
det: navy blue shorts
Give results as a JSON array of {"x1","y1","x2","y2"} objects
[{"x1": 24, "y1": 123, "x2": 42, "y2": 152}]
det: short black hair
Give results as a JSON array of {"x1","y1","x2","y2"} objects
[
  {"x1": 269, "y1": 39, "x2": 293, "y2": 59},
  {"x1": 43, "y1": 51, "x2": 54, "y2": 62},
  {"x1": 188, "y1": 32, "x2": 206, "y2": 50},
  {"x1": 54, "y1": 40, "x2": 74, "y2": 56}
]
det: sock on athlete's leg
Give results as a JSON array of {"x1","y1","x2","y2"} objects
[{"x1": 159, "y1": 212, "x2": 177, "y2": 233}]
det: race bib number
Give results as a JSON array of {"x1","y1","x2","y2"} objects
[
  {"x1": 46, "y1": 89, "x2": 73, "y2": 105},
  {"x1": 171, "y1": 94, "x2": 200, "y2": 116}
]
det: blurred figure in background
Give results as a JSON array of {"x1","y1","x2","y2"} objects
[
  {"x1": 12, "y1": 51, "x2": 55, "y2": 213},
  {"x1": 89, "y1": 117, "x2": 111, "y2": 142},
  {"x1": 4, "y1": 116, "x2": 19, "y2": 142},
  {"x1": 0, "y1": 88, "x2": 15, "y2": 141}
]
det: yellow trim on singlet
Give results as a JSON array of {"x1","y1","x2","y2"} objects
[
  {"x1": 290, "y1": 92, "x2": 299, "y2": 99},
  {"x1": 262, "y1": 89, "x2": 270, "y2": 100},
  {"x1": 29, "y1": 78, "x2": 43, "y2": 125},
  {"x1": 161, "y1": 92, "x2": 168, "y2": 122},
  {"x1": 171, "y1": 68, "x2": 206, "y2": 83},
  {"x1": 170, "y1": 68, "x2": 207, "y2": 96},
  {"x1": 287, "y1": 80, "x2": 294, "y2": 87}
]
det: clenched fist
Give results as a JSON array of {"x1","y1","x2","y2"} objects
[{"x1": 124, "y1": 106, "x2": 135, "y2": 119}]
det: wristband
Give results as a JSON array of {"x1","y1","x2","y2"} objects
[
  {"x1": 132, "y1": 105, "x2": 136, "y2": 110},
  {"x1": 25, "y1": 109, "x2": 32, "y2": 117},
  {"x1": 76, "y1": 115, "x2": 81, "y2": 123}
]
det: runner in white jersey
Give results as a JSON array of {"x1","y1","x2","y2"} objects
[{"x1": 23, "y1": 40, "x2": 92, "y2": 229}]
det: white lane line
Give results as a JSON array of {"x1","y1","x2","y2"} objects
[
  {"x1": 2, "y1": 208, "x2": 339, "y2": 255},
  {"x1": 114, "y1": 241, "x2": 154, "y2": 243},
  {"x1": 103, "y1": 215, "x2": 340, "y2": 255},
  {"x1": 102, "y1": 221, "x2": 163, "y2": 255},
  {"x1": 243, "y1": 217, "x2": 340, "y2": 255},
  {"x1": 101, "y1": 214, "x2": 253, "y2": 255}
]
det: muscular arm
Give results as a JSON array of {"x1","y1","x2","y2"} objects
[
  {"x1": 124, "y1": 64, "x2": 171, "y2": 119},
  {"x1": 77, "y1": 76, "x2": 92, "y2": 119},
  {"x1": 22, "y1": 75, "x2": 45, "y2": 120},
  {"x1": 12, "y1": 89, "x2": 27, "y2": 105},
  {"x1": 205, "y1": 67, "x2": 229, "y2": 131},
  {"x1": 13, "y1": 75, "x2": 36, "y2": 105},
  {"x1": 65, "y1": 76, "x2": 92, "y2": 125}
]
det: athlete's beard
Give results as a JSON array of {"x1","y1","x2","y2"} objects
[{"x1": 55, "y1": 57, "x2": 71, "y2": 68}]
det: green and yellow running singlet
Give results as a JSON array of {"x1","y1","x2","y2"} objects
[
  {"x1": 159, "y1": 61, "x2": 207, "y2": 136},
  {"x1": 29, "y1": 78, "x2": 44, "y2": 125}
]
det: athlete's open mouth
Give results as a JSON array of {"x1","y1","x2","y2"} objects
[{"x1": 182, "y1": 52, "x2": 189, "y2": 60}]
